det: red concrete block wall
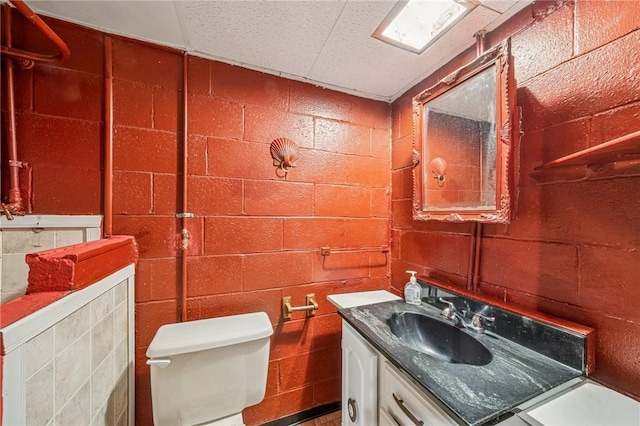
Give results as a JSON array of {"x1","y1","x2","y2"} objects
[
  {"x1": 5, "y1": 10, "x2": 391, "y2": 425},
  {"x1": 2, "y1": 11, "x2": 104, "y2": 213},
  {"x1": 391, "y1": 0, "x2": 640, "y2": 399}
]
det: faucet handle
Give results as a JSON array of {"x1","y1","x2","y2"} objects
[
  {"x1": 470, "y1": 312, "x2": 495, "y2": 333},
  {"x1": 438, "y1": 298, "x2": 457, "y2": 319},
  {"x1": 438, "y1": 297, "x2": 455, "y2": 308}
]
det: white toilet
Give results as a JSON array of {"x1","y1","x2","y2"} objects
[{"x1": 146, "y1": 312, "x2": 274, "y2": 426}]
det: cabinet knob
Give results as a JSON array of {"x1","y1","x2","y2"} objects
[{"x1": 347, "y1": 397, "x2": 358, "y2": 423}]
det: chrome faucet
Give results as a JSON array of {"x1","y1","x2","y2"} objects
[{"x1": 439, "y1": 298, "x2": 495, "y2": 333}]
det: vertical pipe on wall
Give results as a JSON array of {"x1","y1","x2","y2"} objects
[
  {"x1": 180, "y1": 52, "x2": 189, "y2": 322},
  {"x1": 466, "y1": 223, "x2": 477, "y2": 291},
  {"x1": 104, "y1": 36, "x2": 113, "y2": 237},
  {"x1": 3, "y1": 8, "x2": 23, "y2": 215},
  {"x1": 472, "y1": 223, "x2": 482, "y2": 293}
]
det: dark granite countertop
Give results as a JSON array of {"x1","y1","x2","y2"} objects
[{"x1": 338, "y1": 300, "x2": 583, "y2": 426}]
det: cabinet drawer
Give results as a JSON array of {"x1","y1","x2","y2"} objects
[
  {"x1": 380, "y1": 361, "x2": 457, "y2": 426},
  {"x1": 379, "y1": 406, "x2": 403, "y2": 426}
]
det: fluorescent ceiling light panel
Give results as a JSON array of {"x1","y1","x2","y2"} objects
[{"x1": 373, "y1": 0, "x2": 476, "y2": 54}]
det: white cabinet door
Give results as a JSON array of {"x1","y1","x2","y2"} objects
[{"x1": 342, "y1": 321, "x2": 378, "y2": 426}]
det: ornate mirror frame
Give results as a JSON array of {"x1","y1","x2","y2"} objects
[{"x1": 412, "y1": 39, "x2": 517, "y2": 223}]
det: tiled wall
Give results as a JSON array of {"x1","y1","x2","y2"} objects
[
  {"x1": 0, "y1": 216, "x2": 102, "y2": 303},
  {"x1": 7, "y1": 11, "x2": 391, "y2": 425},
  {"x1": 2, "y1": 267, "x2": 134, "y2": 425},
  {"x1": 391, "y1": 0, "x2": 640, "y2": 398}
]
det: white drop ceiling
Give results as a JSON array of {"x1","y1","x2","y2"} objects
[{"x1": 24, "y1": 0, "x2": 532, "y2": 102}]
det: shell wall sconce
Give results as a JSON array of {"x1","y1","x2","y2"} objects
[
  {"x1": 430, "y1": 157, "x2": 447, "y2": 187},
  {"x1": 270, "y1": 138, "x2": 299, "y2": 177}
]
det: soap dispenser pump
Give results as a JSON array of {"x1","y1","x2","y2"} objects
[{"x1": 404, "y1": 270, "x2": 422, "y2": 306}]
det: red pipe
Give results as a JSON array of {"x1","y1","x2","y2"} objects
[
  {"x1": 1, "y1": 0, "x2": 70, "y2": 68},
  {"x1": 181, "y1": 52, "x2": 189, "y2": 322},
  {"x1": 1, "y1": 6, "x2": 23, "y2": 219},
  {"x1": 104, "y1": 36, "x2": 113, "y2": 237},
  {"x1": 472, "y1": 223, "x2": 483, "y2": 293},
  {"x1": 466, "y1": 223, "x2": 477, "y2": 291},
  {"x1": 2, "y1": 1, "x2": 70, "y2": 218}
]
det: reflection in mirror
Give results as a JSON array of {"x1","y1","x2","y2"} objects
[
  {"x1": 412, "y1": 39, "x2": 516, "y2": 223},
  {"x1": 423, "y1": 66, "x2": 496, "y2": 210}
]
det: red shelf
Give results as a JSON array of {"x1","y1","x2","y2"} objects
[{"x1": 531, "y1": 130, "x2": 640, "y2": 183}]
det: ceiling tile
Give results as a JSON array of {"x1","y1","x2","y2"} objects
[
  {"x1": 309, "y1": 3, "x2": 501, "y2": 100},
  {"x1": 178, "y1": 0, "x2": 346, "y2": 78},
  {"x1": 22, "y1": 0, "x2": 532, "y2": 102},
  {"x1": 29, "y1": 0, "x2": 185, "y2": 48},
  {"x1": 480, "y1": 0, "x2": 524, "y2": 14}
]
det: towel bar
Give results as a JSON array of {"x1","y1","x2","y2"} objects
[{"x1": 282, "y1": 294, "x2": 318, "y2": 319}]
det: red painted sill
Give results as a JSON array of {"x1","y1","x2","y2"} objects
[{"x1": 1, "y1": 236, "x2": 137, "y2": 330}]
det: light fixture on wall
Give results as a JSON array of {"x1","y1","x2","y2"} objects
[
  {"x1": 372, "y1": 0, "x2": 477, "y2": 54},
  {"x1": 270, "y1": 137, "x2": 299, "y2": 177},
  {"x1": 430, "y1": 157, "x2": 447, "y2": 187}
]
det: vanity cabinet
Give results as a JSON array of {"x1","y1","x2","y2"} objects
[
  {"x1": 342, "y1": 322, "x2": 378, "y2": 425},
  {"x1": 379, "y1": 360, "x2": 457, "y2": 426},
  {"x1": 342, "y1": 321, "x2": 458, "y2": 426}
]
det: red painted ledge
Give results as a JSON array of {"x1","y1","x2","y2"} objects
[
  {"x1": 26, "y1": 235, "x2": 138, "y2": 293},
  {"x1": 0, "y1": 291, "x2": 68, "y2": 331},
  {"x1": 1, "y1": 236, "x2": 137, "y2": 333}
]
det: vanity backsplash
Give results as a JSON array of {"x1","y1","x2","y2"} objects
[{"x1": 422, "y1": 281, "x2": 591, "y2": 373}]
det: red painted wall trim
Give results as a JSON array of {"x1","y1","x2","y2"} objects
[
  {"x1": 25, "y1": 235, "x2": 138, "y2": 293},
  {"x1": 0, "y1": 291, "x2": 68, "y2": 330}
]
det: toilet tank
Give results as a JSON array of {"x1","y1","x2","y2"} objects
[{"x1": 146, "y1": 312, "x2": 273, "y2": 426}]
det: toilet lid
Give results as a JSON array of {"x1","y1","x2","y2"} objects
[{"x1": 146, "y1": 312, "x2": 273, "y2": 358}]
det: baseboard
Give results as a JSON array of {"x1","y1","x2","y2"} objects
[{"x1": 259, "y1": 402, "x2": 341, "y2": 426}]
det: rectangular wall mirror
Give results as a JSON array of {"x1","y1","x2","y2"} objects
[{"x1": 412, "y1": 39, "x2": 517, "y2": 223}]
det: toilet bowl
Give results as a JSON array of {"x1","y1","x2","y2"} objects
[{"x1": 146, "y1": 312, "x2": 273, "y2": 426}]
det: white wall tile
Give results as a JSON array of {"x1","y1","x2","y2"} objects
[
  {"x1": 3, "y1": 262, "x2": 132, "y2": 426},
  {"x1": 91, "y1": 312, "x2": 114, "y2": 372},
  {"x1": 55, "y1": 304, "x2": 91, "y2": 353},
  {"x1": 113, "y1": 372, "x2": 128, "y2": 423},
  {"x1": 115, "y1": 408, "x2": 128, "y2": 426},
  {"x1": 91, "y1": 289, "x2": 114, "y2": 326},
  {"x1": 25, "y1": 361, "x2": 54, "y2": 426},
  {"x1": 114, "y1": 339, "x2": 128, "y2": 380},
  {"x1": 91, "y1": 352, "x2": 115, "y2": 420},
  {"x1": 114, "y1": 302, "x2": 127, "y2": 344},
  {"x1": 90, "y1": 399, "x2": 114, "y2": 426},
  {"x1": 25, "y1": 325, "x2": 54, "y2": 379},
  {"x1": 2, "y1": 229, "x2": 55, "y2": 254},
  {"x1": 55, "y1": 332, "x2": 91, "y2": 409},
  {"x1": 54, "y1": 229, "x2": 86, "y2": 247},
  {"x1": 2, "y1": 253, "x2": 29, "y2": 292},
  {"x1": 55, "y1": 379, "x2": 91, "y2": 426},
  {"x1": 114, "y1": 280, "x2": 127, "y2": 306}
]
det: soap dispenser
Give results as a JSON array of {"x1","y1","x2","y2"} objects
[{"x1": 404, "y1": 270, "x2": 422, "y2": 305}]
